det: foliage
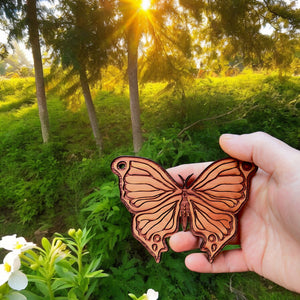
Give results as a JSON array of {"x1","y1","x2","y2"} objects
[
  {"x1": 183, "y1": 0, "x2": 299, "y2": 73},
  {"x1": 0, "y1": 42, "x2": 33, "y2": 77},
  {"x1": 21, "y1": 228, "x2": 108, "y2": 300},
  {"x1": 1, "y1": 73, "x2": 299, "y2": 222},
  {"x1": 42, "y1": 0, "x2": 116, "y2": 95},
  {"x1": 80, "y1": 182, "x2": 131, "y2": 266},
  {"x1": 0, "y1": 74, "x2": 299, "y2": 299}
]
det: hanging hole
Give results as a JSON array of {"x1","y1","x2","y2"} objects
[
  {"x1": 242, "y1": 162, "x2": 252, "y2": 171},
  {"x1": 117, "y1": 161, "x2": 126, "y2": 170}
]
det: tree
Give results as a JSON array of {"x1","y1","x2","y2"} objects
[
  {"x1": 179, "y1": 0, "x2": 300, "y2": 72},
  {"x1": 43, "y1": 0, "x2": 115, "y2": 154},
  {"x1": 0, "y1": 0, "x2": 50, "y2": 143},
  {"x1": 26, "y1": 0, "x2": 50, "y2": 143},
  {"x1": 118, "y1": 0, "x2": 194, "y2": 153},
  {"x1": 119, "y1": 0, "x2": 144, "y2": 154}
]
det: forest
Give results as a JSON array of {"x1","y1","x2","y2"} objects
[{"x1": 0, "y1": 0, "x2": 300, "y2": 299}]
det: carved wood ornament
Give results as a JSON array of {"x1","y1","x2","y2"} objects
[{"x1": 111, "y1": 156, "x2": 257, "y2": 263}]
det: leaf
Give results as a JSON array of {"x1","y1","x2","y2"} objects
[
  {"x1": 85, "y1": 269, "x2": 108, "y2": 278},
  {"x1": 27, "y1": 275, "x2": 47, "y2": 283},
  {"x1": 41, "y1": 237, "x2": 51, "y2": 253},
  {"x1": 55, "y1": 264, "x2": 77, "y2": 280},
  {"x1": 86, "y1": 280, "x2": 98, "y2": 299},
  {"x1": 68, "y1": 288, "x2": 79, "y2": 300},
  {"x1": 86, "y1": 257, "x2": 102, "y2": 273},
  {"x1": 51, "y1": 278, "x2": 75, "y2": 291},
  {"x1": 34, "y1": 281, "x2": 50, "y2": 297},
  {"x1": 21, "y1": 290, "x2": 45, "y2": 300}
]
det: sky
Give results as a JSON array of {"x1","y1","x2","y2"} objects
[
  {"x1": 0, "y1": 0, "x2": 298, "y2": 66},
  {"x1": 0, "y1": 30, "x2": 33, "y2": 64}
]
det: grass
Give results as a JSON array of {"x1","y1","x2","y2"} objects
[{"x1": 0, "y1": 73, "x2": 299, "y2": 299}]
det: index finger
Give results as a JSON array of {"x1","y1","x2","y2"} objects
[
  {"x1": 169, "y1": 231, "x2": 240, "y2": 253},
  {"x1": 167, "y1": 162, "x2": 211, "y2": 184}
]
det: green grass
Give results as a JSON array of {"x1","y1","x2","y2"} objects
[{"x1": 0, "y1": 73, "x2": 299, "y2": 299}]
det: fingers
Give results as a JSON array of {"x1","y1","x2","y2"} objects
[
  {"x1": 219, "y1": 132, "x2": 298, "y2": 175},
  {"x1": 185, "y1": 250, "x2": 249, "y2": 273},
  {"x1": 170, "y1": 232, "x2": 249, "y2": 273},
  {"x1": 169, "y1": 231, "x2": 240, "y2": 253},
  {"x1": 169, "y1": 231, "x2": 199, "y2": 252},
  {"x1": 168, "y1": 132, "x2": 299, "y2": 182},
  {"x1": 167, "y1": 162, "x2": 211, "y2": 184}
]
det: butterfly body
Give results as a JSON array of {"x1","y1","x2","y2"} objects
[
  {"x1": 179, "y1": 190, "x2": 189, "y2": 231},
  {"x1": 111, "y1": 156, "x2": 257, "y2": 263}
]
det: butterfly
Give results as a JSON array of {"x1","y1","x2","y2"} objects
[{"x1": 111, "y1": 156, "x2": 257, "y2": 263}]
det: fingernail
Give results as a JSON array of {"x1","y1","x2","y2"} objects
[{"x1": 221, "y1": 133, "x2": 237, "y2": 139}]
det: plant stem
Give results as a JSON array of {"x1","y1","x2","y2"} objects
[
  {"x1": 77, "y1": 245, "x2": 82, "y2": 275},
  {"x1": 46, "y1": 277, "x2": 55, "y2": 300}
]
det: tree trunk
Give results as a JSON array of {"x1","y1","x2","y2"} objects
[
  {"x1": 127, "y1": 22, "x2": 143, "y2": 154},
  {"x1": 79, "y1": 66, "x2": 103, "y2": 154},
  {"x1": 27, "y1": 0, "x2": 50, "y2": 143}
]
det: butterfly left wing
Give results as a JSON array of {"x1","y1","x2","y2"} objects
[
  {"x1": 111, "y1": 156, "x2": 182, "y2": 262},
  {"x1": 187, "y1": 158, "x2": 257, "y2": 262},
  {"x1": 132, "y1": 198, "x2": 182, "y2": 262}
]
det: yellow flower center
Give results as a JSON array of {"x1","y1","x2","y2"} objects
[
  {"x1": 4, "y1": 262, "x2": 11, "y2": 273},
  {"x1": 15, "y1": 241, "x2": 23, "y2": 249}
]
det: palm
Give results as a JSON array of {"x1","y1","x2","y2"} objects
[{"x1": 239, "y1": 166, "x2": 300, "y2": 292}]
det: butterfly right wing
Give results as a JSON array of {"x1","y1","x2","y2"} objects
[
  {"x1": 111, "y1": 156, "x2": 182, "y2": 262},
  {"x1": 187, "y1": 158, "x2": 257, "y2": 262}
]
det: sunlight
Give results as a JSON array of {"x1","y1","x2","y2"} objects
[{"x1": 141, "y1": 0, "x2": 151, "y2": 11}]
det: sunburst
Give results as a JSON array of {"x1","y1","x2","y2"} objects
[{"x1": 141, "y1": 0, "x2": 151, "y2": 11}]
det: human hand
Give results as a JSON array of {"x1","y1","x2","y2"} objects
[{"x1": 168, "y1": 132, "x2": 300, "y2": 293}]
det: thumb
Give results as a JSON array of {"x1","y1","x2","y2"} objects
[{"x1": 219, "y1": 132, "x2": 298, "y2": 175}]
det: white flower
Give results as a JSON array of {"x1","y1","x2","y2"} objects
[
  {"x1": 0, "y1": 252, "x2": 28, "y2": 290},
  {"x1": 7, "y1": 292, "x2": 27, "y2": 300},
  {"x1": 145, "y1": 289, "x2": 159, "y2": 300},
  {"x1": 0, "y1": 235, "x2": 35, "y2": 254}
]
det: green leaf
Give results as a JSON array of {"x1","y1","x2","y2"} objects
[
  {"x1": 51, "y1": 278, "x2": 75, "y2": 291},
  {"x1": 21, "y1": 290, "x2": 45, "y2": 300},
  {"x1": 55, "y1": 264, "x2": 77, "y2": 280},
  {"x1": 86, "y1": 257, "x2": 102, "y2": 273},
  {"x1": 41, "y1": 237, "x2": 51, "y2": 252},
  {"x1": 67, "y1": 289, "x2": 79, "y2": 300},
  {"x1": 85, "y1": 269, "x2": 108, "y2": 278},
  {"x1": 34, "y1": 281, "x2": 50, "y2": 297},
  {"x1": 27, "y1": 275, "x2": 47, "y2": 283}
]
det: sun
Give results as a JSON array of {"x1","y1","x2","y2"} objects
[{"x1": 141, "y1": 0, "x2": 151, "y2": 11}]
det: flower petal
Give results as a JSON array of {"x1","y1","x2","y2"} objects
[
  {"x1": 146, "y1": 289, "x2": 159, "y2": 300},
  {"x1": 4, "y1": 252, "x2": 21, "y2": 272},
  {"x1": 7, "y1": 291, "x2": 27, "y2": 300},
  {"x1": 0, "y1": 235, "x2": 35, "y2": 253},
  {"x1": 0, "y1": 235, "x2": 17, "y2": 250},
  {"x1": 18, "y1": 242, "x2": 36, "y2": 252},
  {"x1": 0, "y1": 264, "x2": 11, "y2": 286},
  {"x1": 8, "y1": 271, "x2": 28, "y2": 290}
]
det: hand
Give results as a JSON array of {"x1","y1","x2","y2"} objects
[{"x1": 168, "y1": 132, "x2": 300, "y2": 293}]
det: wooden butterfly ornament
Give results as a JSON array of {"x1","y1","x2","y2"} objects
[{"x1": 111, "y1": 156, "x2": 257, "y2": 263}]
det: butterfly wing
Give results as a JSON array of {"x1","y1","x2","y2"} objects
[
  {"x1": 187, "y1": 158, "x2": 257, "y2": 262},
  {"x1": 111, "y1": 156, "x2": 182, "y2": 262}
]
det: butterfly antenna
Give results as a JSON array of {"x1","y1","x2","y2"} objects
[
  {"x1": 185, "y1": 174, "x2": 194, "y2": 188},
  {"x1": 178, "y1": 174, "x2": 194, "y2": 188},
  {"x1": 178, "y1": 174, "x2": 185, "y2": 187}
]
